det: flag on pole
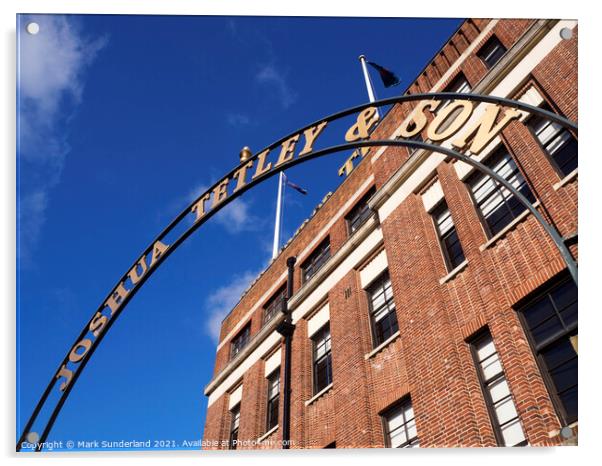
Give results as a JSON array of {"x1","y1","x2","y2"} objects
[
  {"x1": 367, "y1": 61, "x2": 401, "y2": 88},
  {"x1": 272, "y1": 172, "x2": 308, "y2": 259},
  {"x1": 283, "y1": 173, "x2": 308, "y2": 195}
]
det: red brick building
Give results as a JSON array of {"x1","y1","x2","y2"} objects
[{"x1": 202, "y1": 18, "x2": 578, "y2": 449}]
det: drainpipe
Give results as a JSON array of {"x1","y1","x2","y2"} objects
[{"x1": 276, "y1": 256, "x2": 296, "y2": 449}]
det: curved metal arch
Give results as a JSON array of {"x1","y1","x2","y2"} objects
[{"x1": 18, "y1": 96, "x2": 578, "y2": 451}]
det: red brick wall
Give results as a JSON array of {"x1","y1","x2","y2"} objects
[{"x1": 203, "y1": 18, "x2": 577, "y2": 449}]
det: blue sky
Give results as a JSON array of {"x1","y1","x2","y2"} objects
[{"x1": 17, "y1": 14, "x2": 462, "y2": 450}]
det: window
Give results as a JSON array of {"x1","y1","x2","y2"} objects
[
  {"x1": 527, "y1": 103, "x2": 578, "y2": 177},
  {"x1": 301, "y1": 237, "x2": 331, "y2": 282},
  {"x1": 467, "y1": 146, "x2": 535, "y2": 237},
  {"x1": 469, "y1": 330, "x2": 527, "y2": 446},
  {"x1": 345, "y1": 187, "x2": 376, "y2": 235},
  {"x1": 444, "y1": 72, "x2": 472, "y2": 94},
  {"x1": 312, "y1": 324, "x2": 333, "y2": 394},
  {"x1": 431, "y1": 201, "x2": 466, "y2": 271},
  {"x1": 230, "y1": 323, "x2": 251, "y2": 360},
  {"x1": 263, "y1": 286, "x2": 286, "y2": 326},
  {"x1": 408, "y1": 131, "x2": 424, "y2": 156},
  {"x1": 405, "y1": 122, "x2": 424, "y2": 155},
  {"x1": 266, "y1": 370, "x2": 280, "y2": 431},
  {"x1": 439, "y1": 73, "x2": 472, "y2": 130},
  {"x1": 477, "y1": 35, "x2": 507, "y2": 69},
  {"x1": 517, "y1": 276, "x2": 577, "y2": 424},
  {"x1": 229, "y1": 404, "x2": 240, "y2": 450},
  {"x1": 367, "y1": 272, "x2": 399, "y2": 347},
  {"x1": 382, "y1": 398, "x2": 419, "y2": 448}
]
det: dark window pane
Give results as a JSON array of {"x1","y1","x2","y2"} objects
[
  {"x1": 478, "y1": 35, "x2": 507, "y2": 69},
  {"x1": 263, "y1": 286, "x2": 286, "y2": 326},
  {"x1": 432, "y1": 201, "x2": 465, "y2": 271},
  {"x1": 367, "y1": 272, "x2": 399, "y2": 347},
  {"x1": 467, "y1": 147, "x2": 534, "y2": 237},
  {"x1": 312, "y1": 325, "x2": 333, "y2": 394},
  {"x1": 346, "y1": 187, "x2": 376, "y2": 234},
  {"x1": 266, "y1": 371, "x2": 280, "y2": 430},
  {"x1": 375, "y1": 312, "x2": 399, "y2": 344},
  {"x1": 548, "y1": 358, "x2": 578, "y2": 394},
  {"x1": 528, "y1": 105, "x2": 578, "y2": 178},
  {"x1": 302, "y1": 238, "x2": 331, "y2": 282},
  {"x1": 231, "y1": 324, "x2": 251, "y2": 359},
  {"x1": 559, "y1": 304, "x2": 578, "y2": 329},
  {"x1": 267, "y1": 397, "x2": 279, "y2": 430},
  {"x1": 522, "y1": 297, "x2": 555, "y2": 329},
  {"x1": 553, "y1": 138, "x2": 578, "y2": 176},
  {"x1": 314, "y1": 353, "x2": 332, "y2": 392},
  {"x1": 530, "y1": 316, "x2": 564, "y2": 346},
  {"x1": 551, "y1": 280, "x2": 578, "y2": 313},
  {"x1": 559, "y1": 386, "x2": 578, "y2": 423},
  {"x1": 445, "y1": 236, "x2": 465, "y2": 268},
  {"x1": 541, "y1": 338, "x2": 577, "y2": 369},
  {"x1": 518, "y1": 277, "x2": 578, "y2": 424}
]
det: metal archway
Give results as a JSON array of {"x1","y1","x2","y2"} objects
[{"x1": 17, "y1": 93, "x2": 578, "y2": 451}]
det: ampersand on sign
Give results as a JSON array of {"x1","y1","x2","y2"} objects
[{"x1": 345, "y1": 107, "x2": 379, "y2": 142}]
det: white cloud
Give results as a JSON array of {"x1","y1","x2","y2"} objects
[
  {"x1": 213, "y1": 198, "x2": 261, "y2": 234},
  {"x1": 226, "y1": 112, "x2": 251, "y2": 127},
  {"x1": 17, "y1": 190, "x2": 47, "y2": 264},
  {"x1": 256, "y1": 64, "x2": 297, "y2": 109},
  {"x1": 204, "y1": 270, "x2": 260, "y2": 341},
  {"x1": 164, "y1": 182, "x2": 263, "y2": 235},
  {"x1": 18, "y1": 15, "x2": 107, "y2": 262}
]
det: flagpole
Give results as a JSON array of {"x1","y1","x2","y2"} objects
[
  {"x1": 272, "y1": 171, "x2": 285, "y2": 260},
  {"x1": 358, "y1": 55, "x2": 380, "y2": 117}
]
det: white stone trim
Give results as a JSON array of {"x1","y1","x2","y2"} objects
[
  {"x1": 305, "y1": 383, "x2": 333, "y2": 407},
  {"x1": 364, "y1": 331, "x2": 400, "y2": 360},
  {"x1": 375, "y1": 20, "x2": 576, "y2": 224},
  {"x1": 359, "y1": 248, "x2": 389, "y2": 289},
  {"x1": 307, "y1": 303, "x2": 330, "y2": 338},
  {"x1": 257, "y1": 425, "x2": 279, "y2": 443},
  {"x1": 206, "y1": 222, "x2": 383, "y2": 406},
  {"x1": 216, "y1": 175, "x2": 375, "y2": 352},
  {"x1": 479, "y1": 201, "x2": 541, "y2": 251},
  {"x1": 439, "y1": 259, "x2": 469, "y2": 285},
  {"x1": 553, "y1": 168, "x2": 578, "y2": 190},
  {"x1": 421, "y1": 180, "x2": 445, "y2": 212},
  {"x1": 228, "y1": 384, "x2": 243, "y2": 410},
  {"x1": 264, "y1": 348, "x2": 281, "y2": 377}
]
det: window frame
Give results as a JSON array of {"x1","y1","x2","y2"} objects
[
  {"x1": 438, "y1": 72, "x2": 473, "y2": 130},
  {"x1": 515, "y1": 274, "x2": 578, "y2": 425},
  {"x1": 311, "y1": 323, "x2": 333, "y2": 394},
  {"x1": 229, "y1": 403, "x2": 240, "y2": 450},
  {"x1": 262, "y1": 285, "x2": 286, "y2": 327},
  {"x1": 526, "y1": 103, "x2": 578, "y2": 179},
  {"x1": 444, "y1": 72, "x2": 472, "y2": 94},
  {"x1": 345, "y1": 187, "x2": 376, "y2": 236},
  {"x1": 465, "y1": 144, "x2": 536, "y2": 238},
  {"x1": 430, "y1": 200, "x2": 466, "y2": 271},
  {"x1": 265, "y1": 369, "x2": 280, "y2": 432},
  {"x1": 301, "y1": 237, "x2": 331, "y2": 283},
  {"x1": 468, "y1": 329, "x2": 528, "y2": 447},
  {"x1": 477, "y1": 35, "x2": 508, "y2": 69},
  {"x1": 230, "y1": 323, "x2": 251, "y2": 360},
  {"x1": 381, "y1": 397, "x2": 419, "y2": 448},
  {"x1": 366, "y1": 271, "x2": 399, "y2": 348},
  {"x1": 407, "y1": 131, "x2": 424, "y2": 156}
]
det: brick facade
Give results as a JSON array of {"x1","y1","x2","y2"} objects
[{"x1": 202, "y1": 18, "x2": 578, "y2": 449}]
